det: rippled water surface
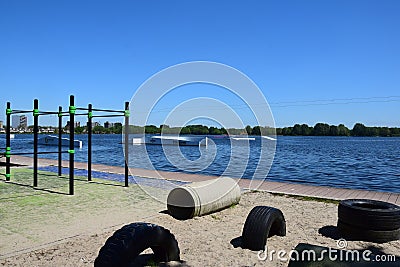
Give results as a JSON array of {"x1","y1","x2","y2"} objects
[{"x1": 2, "y1": 134, "x2": 399, "y2": 193}]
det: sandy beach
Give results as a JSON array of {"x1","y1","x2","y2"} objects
[{"x1": 1, "y1": 184, "x2": 399, "y2": 267}]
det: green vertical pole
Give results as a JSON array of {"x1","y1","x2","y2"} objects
[
  {"x1": 5, "y1": 102, "x2": 11, "y2": 181},
  {"x1": 124, "y1": 101, "x2": 129, "y2": 187},
  {"x1": 33, "y1": 99, "x2": 39, "y2": 187},
  {"x1": 58, "y1": 106, "x2": 62, "y2": 176},
  {"x1": 88, "y1": 104, "x2": 92, "y2": 181},
  {"x1": 69, "y1": 95, "x2": 75, "y2": 195}
]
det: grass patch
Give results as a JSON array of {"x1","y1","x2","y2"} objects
[
  {"x1": 211, "y1": 214, "x2": 221, "y2": 220},
  {"x1": 0, "y1": 167, "x2": 163, "y2": 254},
  {"x1": 286, "y1": 195, "x2": 340, "y2": 204},
  {"x1": 229, "y1": 203, "x2": 238, "y2": 209},
  {"x1": 146, "y1": 259, "x2": 159, "y2": 267},
  {"x1": 269, "y1": 192, "x2": 340, "y2": 204}
]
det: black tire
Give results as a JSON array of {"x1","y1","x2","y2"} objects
[
  {"x1": 241, "y1": 206, "x2": 286, "y2": 251},
  {"x1": 94, "y1": 222, "x2": 180, "y2": 267},
  {"x1": 338, "y1": 199, "x2": 400, "y2": 231},
  {"x1": 338, "y1": 220, "x2": 400, "y2": 243}
]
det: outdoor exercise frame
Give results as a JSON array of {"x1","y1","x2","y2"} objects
[{"x1": 4, "y1": 95, "x2": 130, "y2": 195}]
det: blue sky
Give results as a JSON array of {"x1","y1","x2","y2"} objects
[{"x1": 1, "y1": 0, "x2": 399, "y2": 128}]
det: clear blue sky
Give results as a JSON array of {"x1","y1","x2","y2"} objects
[{"x1": 1, "y1": 0, "x2": 399, "y2": 128}]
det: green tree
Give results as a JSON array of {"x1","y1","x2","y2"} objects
[
  {"x1": 352, "y1": 123, "x2": 367, "y2": 136},
  {"x1": 379, "y1": 127, "x2": 391, "y2": 137},
  {"x1": 209, "y1": 127, "x2": 222, "y2": 135},
  {"x1": 251, "y1": 126, "x2": 261, "y2": 135},
  {"x1": 292, "y1": 124, "x2": 302, "y2": 135},
  {"x1": 261, "y1": 126, "x2": 276, "y2": 135},
  {"x1": 93, "y1": 125, "x2": 105, "y2": 134},
  {"x1": 329, "y1": 125, "x2": 338, "y2": 136},
  {"x1": 245, "y1": 125, "x2": 252, "y2": 135},
  {"x1": 220, "y1": 128, "x2": 228, "y2": 135},
  {"x1": 111, "y1": 123, "x2": 123, "y2": 134},
  {"x1": 188, "y1": 125, "x2": 209, "y2": 135},
  {"x1": 300, "y1": 124, "x2": 312, "y2": 135},
  {"x1": 367, "y1": 127, "x2": 379, "y2": 137},
  {"x1": 145, "y1": 125, "x2": 159, "y2": 134},
  {"x1": 337, "y1": 124, "x2": 350, "y2": 136},
  {"x1": 281, "y1": 127, "x2": 293, "y2": 135},
  {"x1": 180, "y1": 127, "x2": 191, "y2": 135},
  {"x1": 390, "y1": 127, "x2": 400, "y2": 136},
  {"x1": 313, "y1": 123, "x2": 330, "y2": 136},
  {"x1": 75, "y1": 126, "x2": 85, "y2": 134}
]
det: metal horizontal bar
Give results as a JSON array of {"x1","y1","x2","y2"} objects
[
  {"x1": 91, "y1": 114, "x2": 124, "y2": 118},
  {"x1": 91, "y1": 108, "x2": 125, "y2": 113},
  {"x1": 10, "y1": 110, "x2": 32, "y2": 114},
  {"x1": 38, "y1": 111, "x2": 59, "y2": 115},
  {"x1": 9, "y1": 151, "x2": 69, "y2": 155},
  {"x1": 36, "y1": 151, "x2": 69, "y2": 155},
  {"x1": 75, "y1": 107, "x2": 89, "y2": 111}
]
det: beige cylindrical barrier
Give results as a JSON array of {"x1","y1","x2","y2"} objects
[{"x1": 167, "y1": 177, "x2": 241, "y2": 220}]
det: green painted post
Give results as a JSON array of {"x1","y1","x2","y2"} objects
[
  {"x1": 33, "y1": 99, "x2": 39, "y2": 187},
  {"x1": 6, "y1": 102, "x2": 11, "y2": 181},
  {"x1": 69, "y1": 95, "x2": 75, "y2": 195},
  {"x1": 58, "y1": 106, "x2": 62, "y2": 176},
  {"x1": 88, "y1": 104, "x2": 92, "y2": 181},
  {"x1": 124, "y1": 101, "x2": 129, "y2": 187}
]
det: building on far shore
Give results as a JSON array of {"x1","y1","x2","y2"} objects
[
  {"x1": 12, "y1": 115, "x2": 19, "y2": 129},
  {"x1": 65, "y1": 121, "x2": 81, "y2": 131},
  {"x1": 104, "y1": 121, "x2": 117, "y2": 128},
  {"x1": 0, "y1": 120, "x2": 3, "y2": 129},
  {"x1": 11, "y1": 115, "x2": 28, "y2": 130},
  {"x1": 20, "y1": 115, "x2": 27, "y2": 129}
]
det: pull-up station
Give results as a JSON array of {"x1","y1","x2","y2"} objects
[{"x1": 4, "y1": 95, "x2": 130, "y2": 195}]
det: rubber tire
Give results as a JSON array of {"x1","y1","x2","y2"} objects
[
  {"x1": 338, "y1": 220, "x2": 400, "y2": 243},
  {"x1": 241, "y1": 206, "x2": 286, "y2": 251},
  {"x1": 338, "y1": 199, "x2": 400, "y2": 231},
  {"x1": 94, "y1": 222, "x2": 180, "y2": 267}
]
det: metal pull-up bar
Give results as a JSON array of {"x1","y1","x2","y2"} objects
[
  {"x1": 4, "y1": 95, "x2": 130, "y2": 195},
  {"x1": 77, "y1": 99, "x2": 130, "y2": 187},
  {"x1": 5, "y1": 99, "x2": 72, "y2": 191}
]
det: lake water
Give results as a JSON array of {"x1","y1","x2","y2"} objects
[{"x1": 1, "y1": 134, "x2": 399, "y2": 193}]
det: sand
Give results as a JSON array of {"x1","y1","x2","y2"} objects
[{"x1": 1, "y1": 190, "x2": 399, "y2": 267}]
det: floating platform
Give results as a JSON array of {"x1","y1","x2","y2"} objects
[
  {"x1": 38, "y1": 135, "x2": 83, "y2": 148},
  {"x1": 231, "y1": 137, "x2": 255, "y2": 141},
  {"x1": 132, "y1": 136, "x2": 208, "y2": 146}
]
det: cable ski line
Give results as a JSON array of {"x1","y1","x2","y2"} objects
[{"x1": 129, "y1": 95, "x2": 400, "y2": 114}]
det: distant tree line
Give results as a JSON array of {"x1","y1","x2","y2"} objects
[
  {"x1": 51, "y1": 122, "x2": 399, "y2": 137},
  {"x1": 67, "y1": 123, "x2": 123, "y2": 134},
  {"x1": 135, "y1": 123, "x2": 399, "y2": 137},
  {"x1": 276, "y1": 123, "x2": 400, "y2": 137}
]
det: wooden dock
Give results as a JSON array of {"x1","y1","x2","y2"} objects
[{"x1": 3, "y1": 155, "x2": 400, "y2": 205}]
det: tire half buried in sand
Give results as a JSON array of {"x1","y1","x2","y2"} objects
[{"x1": 167, "y1": 177, "x2": 241, "y2": 220}]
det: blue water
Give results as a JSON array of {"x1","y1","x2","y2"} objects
[{"x1": 1, "y1": 134, "x2": 399, "y2": 193}]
